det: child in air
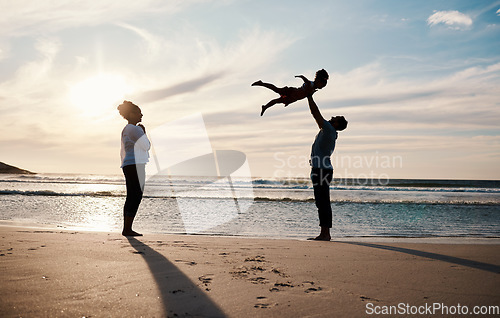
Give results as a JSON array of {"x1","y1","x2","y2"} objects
[{"x1": 252, "y1": 69, "x2": 329, "y2": 116}]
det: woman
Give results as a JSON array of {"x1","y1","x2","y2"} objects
[{"x1": 117, "y1": 100, "x2": 150, "y2": 236}]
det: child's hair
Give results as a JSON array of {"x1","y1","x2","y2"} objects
[
  {"x1": 315, "y1": 69, "x2": 329, "y2": 82},
  {"x1": 117, "y1": 100, "x2": 139, "y2": 119}
]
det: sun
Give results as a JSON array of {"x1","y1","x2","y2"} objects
[{"x1": 70, "y1": 73, "x2": 130, "y2": 116}]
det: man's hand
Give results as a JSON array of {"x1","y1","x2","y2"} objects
[{"x1": 137, "y1": 123, "x2": 146, "y2": 133}]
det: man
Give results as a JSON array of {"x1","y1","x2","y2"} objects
[{"x1": 307, "y1": 94, "x2": 348, "y2": 241}]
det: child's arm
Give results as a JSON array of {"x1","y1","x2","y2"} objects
[
  {"x1": 295, "y1": 75, "x2": 309, "y2": 84},
  {"x1": 296, "y1": 75, "x2": 315, "y2": 96}
]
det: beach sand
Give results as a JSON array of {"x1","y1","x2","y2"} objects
[{"x1": 0, "y1": 225, "x2": 499, "y2": 317}]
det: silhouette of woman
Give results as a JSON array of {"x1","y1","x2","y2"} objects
[{"x1": 117, "y1": 101, "x2": 150, "y2": 236}]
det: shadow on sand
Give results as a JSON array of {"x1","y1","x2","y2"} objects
[
  {"x1": 339, "y1": 241, "x2": 500, "y2": 274},
  {"x1": 126, "y1": 237, "x2": 226, "y2": 317}
]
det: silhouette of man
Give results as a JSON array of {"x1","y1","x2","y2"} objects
[{"x1": 307, "y1": 94, "x2": 347, "y2": 241}]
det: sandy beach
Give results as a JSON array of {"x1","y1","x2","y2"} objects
[{"x1": 0, "y1": 224, "x2": 499, "y2": 317}]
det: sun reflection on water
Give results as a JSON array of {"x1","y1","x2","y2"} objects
[{"x1": 71, "y1": 197, "x2": 122, "y2": 232}]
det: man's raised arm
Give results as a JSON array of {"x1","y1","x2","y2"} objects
[{"x1": 307, "y1": 95, "x2": 325, "y2": 129}]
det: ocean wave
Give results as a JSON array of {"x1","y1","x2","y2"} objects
[
  {"x1": 2, "y1": 178, "x2": 497, "y2": 194},
  {"x1": 0, "y1": 190, "x2": 123, "y2": 197},
  {"x1": 252, "y1": 184, "x2": 500, "y2": 193},
  {"x1": 252, "y1": 178, "x2": 310, "y2": 186},
  {"x1": 253, "y1": 179, "x2": 500, "y2": 193},
  {"x1": 332, "y1": 186, "x2": 500, "y2": 194},
  {"x1": 252, "y1": 196, "x2": 499, "y2": 206},
  {"x1": 1, "y1": 188, "x2": 499, "y2": 205},
  {"x1": 3, "y1": 174, "x2": 499, "y2": 192},
  {"x1": 0, "y1": 176, "x2": 123, "y2": 185}
]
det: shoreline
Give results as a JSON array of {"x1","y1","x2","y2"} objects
[
  {"x1": 1, "y1": 224, "x2": 499, "y2": 317},
  {"x1": 1, "y1": 220, "x2": 499, "y2": 245}
]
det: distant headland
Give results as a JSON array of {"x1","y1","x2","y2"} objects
[{"x1": 0, "y1": 162, "x2": 35, "y2": 174}]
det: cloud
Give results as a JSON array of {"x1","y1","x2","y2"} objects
[
  {"x1": 0, "y1": 18, "x2": 298, "y2": 174},
  {"x1": 135, "y1": 72, "x2": 225, "y2": 103},
  {"x1": 314, "y1": 61, "x2": 500, "y2": 132},
  {"x1": 328, "y1": 90, "x2": 439, "y2": 108},
  {"x1": 115, "y1": 22, "x2": 163, "y2": 58},
  {"x1": 497, "y1": 8, "x2": 500, "y2": 16},
  {"x1": 1, "y1": 37, "x2": 61, "y2": 101},
  {"x1": 427, "y1": 10, "x2": 473, "y2": 30},
  {"x1": 192, "y1": 26, "x2": 298, "y2": 77},
  {"x1": 203, "y1": 60, "x2": 500, "y2": 167},
  {"x1": 125, "y1": 26, "x2": 297, "y2": 108},
  {"x1": 0, "y1": 0, "x2": 213, "y2": 36}
]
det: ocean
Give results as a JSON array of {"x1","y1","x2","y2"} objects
[{"x1": 0, "y1": 173, "x2": 499, "y2": 239}]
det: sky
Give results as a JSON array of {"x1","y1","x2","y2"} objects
[{"x1": 1, "y1": 0, "x2": 499, "y2": 180}]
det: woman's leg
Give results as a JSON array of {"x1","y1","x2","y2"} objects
[{"x1": 122, "y1": 164, "x2": 145, "y2": 236}]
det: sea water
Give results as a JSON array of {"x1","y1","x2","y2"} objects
[{"x1": 0, "y1": 173, "x2": 499, "y2": 239}]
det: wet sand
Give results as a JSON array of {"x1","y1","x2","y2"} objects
[{"x1": 0, "y1": 225, "x2": 499, "y2": 317}]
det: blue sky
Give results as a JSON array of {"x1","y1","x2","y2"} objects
[{"x1": 1, "y1": 0, "x2": 499, "y2": 180}]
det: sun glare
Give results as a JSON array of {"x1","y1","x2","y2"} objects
[{"x1": 70, "y1": 74, "x2": 129, "y2": 116}]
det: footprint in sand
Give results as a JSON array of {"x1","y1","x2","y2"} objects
[
  {"x1": 360, "y1": 295, "x2": 379, "y2": 302},
  {"x1": 304, "y1": 287, "x2": 323, "y2": 293},
  {"x1": 250, "y1": 277, "x2": 268, "y2": 284},
  {"x1": 198, "y1": 274, "x2": 213, "y2": 285},
  {"x1": 231, "y1": 264, "x2": 268, "y2": 281},
  {"x1": 175, "y1": 259, "x2": 197, "y2": 266},
  {"x1": 271, "y1": 268, "x2": 288, "y2": 277},
  {"x1": 198, "y1": 274, "x2": 214, "y2": 291},
  {"x1": 250, "y1": 265, "x2": 266, "y2": 272},
  {"x1": 231, "y1": 267, "x2": 248, "y2": 275},
  {"x1": 254, "y1": 302, "x2": 276, "y2": 309},
  {"x1": 244, "y1": 255, "x2": 266, "y2": 263},
  {"x1": 0, "y1": 248, "x2": 12, "y2": 256},
  {"x1": 274, "y1": 282, "x2": 294, "y2": 288},
  {"x1": 268, "y1": 281, "x2": 295, "y2": 292},
  {"x1": 254, "y1": 296, "x2": 277, "y2": 309}
]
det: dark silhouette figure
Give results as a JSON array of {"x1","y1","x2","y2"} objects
[
  {"x1": 307, "y1": 94, "x2": 347, "y2": 241},
  {"x1": 340, "y1": 242, "x2": 500, "y2": 274},
  {"x1": 118, "y1": 101, "x2": 150, "y2": 236},
  {"x1": 252, "y1": 69, "x2": 329, "y2": 116},
  {"x1": 127, "y1": 237, "x2": 226, "y2": 316}
]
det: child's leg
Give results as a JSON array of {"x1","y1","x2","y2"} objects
[
  {"x1": 252, "y1": 80, "x2": 284, "y2": 94},
  {"x1": 261, "y1": 97, "x2": 285, "y2": 116}
]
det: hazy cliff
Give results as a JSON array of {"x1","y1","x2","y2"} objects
[{"x1": 0, "y1": 162, "x2": 35, "y2": 174}]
